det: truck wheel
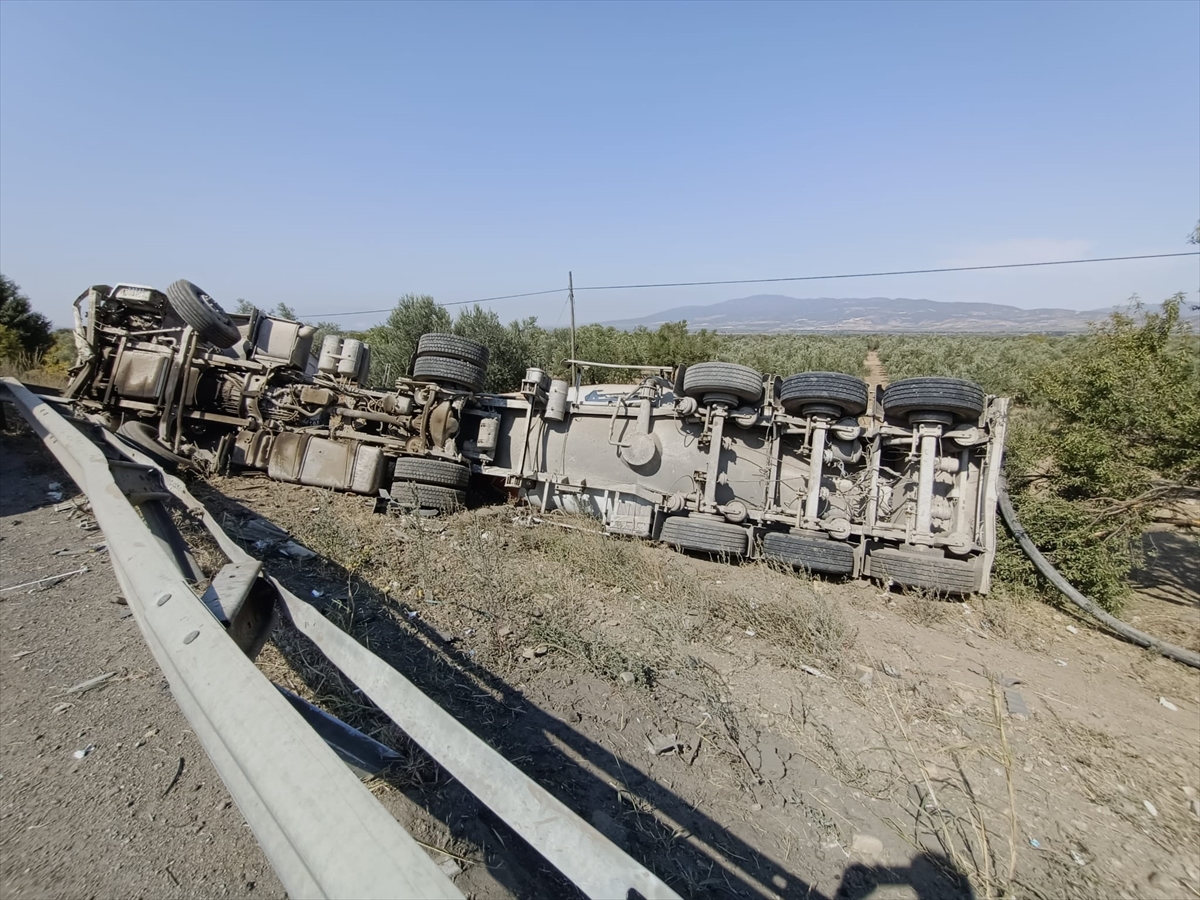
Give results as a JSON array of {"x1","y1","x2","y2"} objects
[
  {"x1": 682, "y1": 363, "x2": 763, "y2": 406},
  {"x1": 389, "y1": 481, "x2": 465, "y2": 513},
  {"x1": 868, "y1": 547, "x2": 979, "y2": 596},
  {"x1": 415, "y1": 333, "x2": 490, "y2": 369},
  {"x1": 165, "y1": 280, "x2": 241, "y2": 349},
  {"x1": 116, "y1": 420, "x2": 188, "y2": 468},
  {"x1": 660, "y1": 515, "x2": 748, "y2": 557},
  {"x1": 411, "y1": 355, "x2": 486, "y2": 392},
  {"x1": 882, "y1": 377, "x2": 985, "y2": 423},
  {"x1": 762, "y1": 530, "x2": 855, "y2": 575},
  {"x1": 779, "y1": 372, "x2": 869, "y2": 417},
  {"x1": 392, "y1": 457, "x2": 470, "y2": 489}
]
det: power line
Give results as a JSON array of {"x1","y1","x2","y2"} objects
[
  {"x1": 574, "y1": 252, "x2": 1200, "y2": 292},
  {"x1": 306, "y1": 287, "x2": 565, "y2": 318},
  {"x1": 298, "y1": 251, "x2": 1197, "y2": 320}
]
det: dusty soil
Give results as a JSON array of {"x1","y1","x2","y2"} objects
[
  {"x1": 197, "y1": 469, "x2": 1199, "y2": 900},
  {"x1": 0, "y1": 435, "x2": 281, "y2": 900},
  {"x1": 3, "y1": 421, "x2": 1198, "y2": 900}
]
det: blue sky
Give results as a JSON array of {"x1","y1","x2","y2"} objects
[{"x1": 1, "y1": 1, "x2": 1197, "y2": 329}]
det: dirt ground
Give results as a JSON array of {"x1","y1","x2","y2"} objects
[
  {"x1": 0, "y1": 435, "x2": 281, "y2": 900},
  {"x1": 3, "y1": 427, "x2": 1199, "y2": 900}
]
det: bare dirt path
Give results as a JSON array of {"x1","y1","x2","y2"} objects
[
  {"x1": 864, "y1": 349, "x2": 888, "y2": 415},
  {"x1": 0, "y1": 435, "x2": 281, "y2": 900}
]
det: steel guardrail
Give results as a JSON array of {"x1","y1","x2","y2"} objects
[
  {"x1": 1, "y1": 378, "x2": 463, "y2": 900},
  {"x1": 3, "y1": 378, "x2": 684, "y2": 900}
]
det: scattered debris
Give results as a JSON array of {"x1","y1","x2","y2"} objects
[
  {"x1": 799, "y1": 665, "x2": 828, "y2": 679},
  {"x1": 1158, "y1": 697, "x2": 1179, "y2": 712},
  {"x1": 744, "y1": 628, "x2": 757, "y2": 637},
  {"x1": 52, "y1": 702, "x2": 72, "y2": 714},
  {"x1": 311, "y1": 589, "x2": 324, "y2": 599},
  {"x1": 64, "y1": 671, "x2": 117, "y2": 695},
  {"x1": 1029, "y1": 838, "x2": 1043, "y2": 850},
  {"x1": 162, "y1": 757, "x2": 185, "y2": 797},
  {"x1": 1054, "y1": 659, "x2": 1068, "y2": 667},
  {"x1": 882, "y1": 662, "x2": 901, "y2": 678},
  {"x1": 854, "y1": 664, "x2": 874, "y2": 688},
  {"x1": 52, "y1": 542, "x2": 107, "y2": 557},
  {"x1": 0, "y1": 566, "x2": 89, "y2": 595},
  {"x1": 1005, "y1": 688, "x2": 1031, "y2": 721},
  {"x1": 47, "y1": 482, "x2": 64, "y2": 502},
  {"x1": 618, "y1": 671, "x2": 636, "y2": 685},
  {"x1": 236, "y1": 517, "x2": 289, "y2": 545},
  {"x1": 279, "y1": 541, "x2": 316, "y2": 560},
  {"x1": 73, "y1": 744, "x2": 95, "y2": 759},
  {"x1": 1066, "y1": 625, "x2": 1079, "y2": 634},
  {"x1": 645, "y1": 732, "x2": 681, "y2": 756},
  {"x1": 1143, "y1": 800, "x2": 1159, "y2": 818}
]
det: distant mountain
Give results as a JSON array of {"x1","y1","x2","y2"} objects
[{"x1": 600, "y1": 295, "x2": 1110, "y2": 333}]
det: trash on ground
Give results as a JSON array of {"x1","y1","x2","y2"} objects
[
  {"x1": 279, "y1": 541, "x2": 316, "y2": 559},
  {"x1": 64, "y1": 671, "x2": 117, "y2": 694},
  {"x1": 73, "y1": 744, "x2": 95, "y2": 759},
  {"x1": 0, "y1": 566, "x2": 89, "y2": 595},
  {"x1": 800, "y1": 665, "x2": 828, "y2": 679},
  {"x1": 1159, "y1": 697, "x2": 1179, "y2": 711},
  {"x1": 1143, "y1": 800, "x2": 1159, "y2": 818},
  {"x1": 645, "y1": 732, "x2": 681, "y2": 756}
]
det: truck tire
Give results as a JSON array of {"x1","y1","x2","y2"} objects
[
  {"x1": 762, "y1": 530, "x2": 855, "y2": 575},
  {"x1": 882, "y1": 377, "x2": 985, "y2": 423},
  {"x1": 116, "y1": 420, "x2": 188, "y2": 468},
  {"x1": 868, "y1": 547, "x2": 979, "y2": 596},
  {"x1": 415, "y1": 333, "x2": 490, "y2": 369},
  {"x1": 660, "y1": 515, "x2": 748, "y2": 557},
  {"x1": 392, "y1": 457, "x2": 470, "y2": 489},
  {"x1": 389, "y1": 481, "x2": 465, "y2": 513},
  {"x1": 165, "y1": 280, "x2": 241, "y2": 349},
  {"x1": 412, "y1": 355, "x2": 486, "y2": 392},
  {"x1": 779, "y1": 372, "x2": 869, "y2": 417},
  {"x1": 682, "y1": 363, "x2": 763, "y2": 405}
]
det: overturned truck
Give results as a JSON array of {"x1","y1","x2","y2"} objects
[{"x1": 62, "y1": 280, "x2": 1009, "y2": 595}]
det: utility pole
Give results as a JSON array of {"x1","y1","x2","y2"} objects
[{"x1": 568, "y1": 271, "x2": 577, "y2": 389}]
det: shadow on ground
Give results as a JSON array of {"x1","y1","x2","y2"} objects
[
  {"x1": 1130, "y1": 529, "x2": 1200, "y2": 608},
  {"x1": 192, "y1": 483, "x2": 976, "y2": 900}
]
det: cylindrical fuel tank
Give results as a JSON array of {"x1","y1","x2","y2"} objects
[
  {"x1": 318, "y1": 335, "x2": 342, "y2": 374},
  {"x1": 545, "y1": 379, "x2": 569, "y2": 422}
]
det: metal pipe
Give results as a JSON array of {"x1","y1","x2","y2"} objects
[
  {"x1": 999, "y1": 477, "x2": 1200, "y2": 670},
  {"x1": 803, "y1": 418, "x2": 829, "y2": 525},
  {"x1": 913, "y1": 426, "x2": 940, "y2": 535},
  {"x1": 702, "y1": 408, "x2": 726, "y2": 513}
]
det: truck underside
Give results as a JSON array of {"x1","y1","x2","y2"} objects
[{"x1": 60, "y1": 280, "x2": 1010, "y2": 596}]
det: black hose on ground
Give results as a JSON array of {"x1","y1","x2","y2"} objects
[{"x1": 998, "y1": 477, "x2": 1200, "y2": 670}]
